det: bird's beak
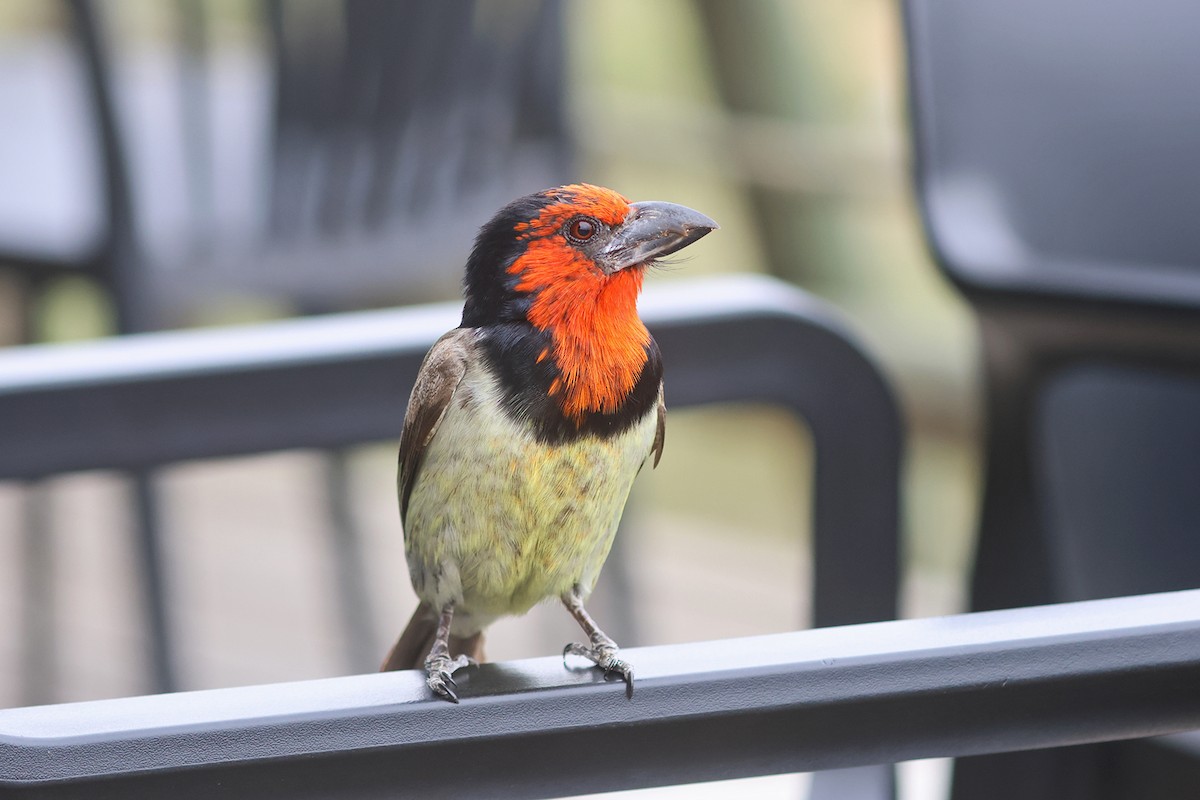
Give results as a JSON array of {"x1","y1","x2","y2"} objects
[{"x1": 599, "y1": 201, "x2": 719, "y2": 273}]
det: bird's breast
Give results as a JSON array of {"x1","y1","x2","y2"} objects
[{"x1": 403, "y1": 357, "x2": 658, "y2": 634}]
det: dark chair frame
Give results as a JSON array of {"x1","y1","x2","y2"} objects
[{"x1": 903, "y1": 1, "x2": 1200, "y2": 797}]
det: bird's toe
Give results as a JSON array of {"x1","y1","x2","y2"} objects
[
  {"x1": 425, "y1": 652, "x2": 473, "y2": 703},
  {"x1": 562, "y1": 637, "x2": 635, "y2": 698}
]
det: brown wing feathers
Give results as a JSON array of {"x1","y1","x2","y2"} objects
[{"x1": 397, "y1": 331, "x2": 470, "y2": 523}]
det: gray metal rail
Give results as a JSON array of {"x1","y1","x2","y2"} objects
[{"x1": 1, "y1": 589, "x2": 1198, "y2": 798}]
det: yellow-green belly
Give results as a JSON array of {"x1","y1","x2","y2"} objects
[{"x1": 402, "y1": 367, "x2": 656, "y2": 636}]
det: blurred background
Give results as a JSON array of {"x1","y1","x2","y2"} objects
[{"x1": 0, "y1": 1, "x2": 978, "y2": 793}]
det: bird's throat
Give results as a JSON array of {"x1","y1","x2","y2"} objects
[{"x1": 524, "y1": 268, "x2": 650, "y2": 423}]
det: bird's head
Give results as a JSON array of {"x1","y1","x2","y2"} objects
[
  {"x1": 461, "y1": 184, "x2": 717, "y2": 423},
  {"x1": 461, "y1": 184, "x2": 717, "y2": 327}
]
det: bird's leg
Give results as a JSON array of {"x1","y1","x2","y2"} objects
[
  {"x1": 425, "y1": 604, "x2": 473, "y2": 703},
  {"x1": 561, "y1": 586, "x2": 635, "y2": 698}
]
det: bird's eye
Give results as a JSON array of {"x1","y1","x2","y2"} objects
[{"x1": 567, "y1": 216, "x2": 598, "y2": 242}]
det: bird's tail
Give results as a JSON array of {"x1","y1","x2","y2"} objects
[{"x1": 380, "y1": 601, "x2": 487, "y2": 671}]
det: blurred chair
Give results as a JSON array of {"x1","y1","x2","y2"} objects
[
  {"x1": 0, "y1": 0, "x2": 571, "y2": 696},
  {"x1": 83, "y1": 0, "x2": 571, "y2": 331},
  {"x1": 904, "y1": 1, "x2": 1200, "y2": 798}
]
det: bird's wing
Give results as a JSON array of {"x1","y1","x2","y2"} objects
[
  {"x1": 651, "y1": 385, "x2": 666, "y2": 468},
  {"x1": 398, "y1": 329, "x2": 471, "y2": 524}
]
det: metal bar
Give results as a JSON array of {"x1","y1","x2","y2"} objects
[
  {"x1": 1, "y1": 589, "x2": 1198, "y2": 798},
  {"x1": 66, "y1": 0, "x2": 146, "y2": 332},
  {"x1": 128, "y1": 469, "x2": 176, "y2": 694},
  {"x1": 0, "y1": 275, "x2": 859, "y2": 462}
]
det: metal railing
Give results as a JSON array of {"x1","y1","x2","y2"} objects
[{"x1": 1, "y1": 589, "x2": 1198, "y2": 798}]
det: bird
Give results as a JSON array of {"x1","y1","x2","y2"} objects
[{"x1": 380, "y1": 183, "x2": 717, "y2": 702}]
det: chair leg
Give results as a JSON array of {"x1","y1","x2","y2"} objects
[{"x1": 131, "y1": 469, "x2": 176, "y2": 694}]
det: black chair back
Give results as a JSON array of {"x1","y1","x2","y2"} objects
[{"x1": 905, "y1": 2, "x2": 1200, "y2": 797}]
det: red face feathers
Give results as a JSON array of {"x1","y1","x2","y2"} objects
[{"x1": 461, "y1": 184, "x2": 716, "y2": 425}]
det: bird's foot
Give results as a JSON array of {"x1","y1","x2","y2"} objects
[
  {"x1": 425, "y1": 651, "x2": 475, "y2": 703},
  {"x1": 563, "y1": 633, "x2": 635, "y2": 698}
]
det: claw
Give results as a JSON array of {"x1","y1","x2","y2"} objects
[
  {"x1": 605, "y1": 659, "x2": 635, "y2": 700},
  {"x1": 562, "y1": 637, "x2": 636, "y2": 698},
  {"x1": 428, "y1": 673, "x2": 460, "y2": 703},
  {"x1": 425, "y1": 652, "x2": 472, "y2": 704}
]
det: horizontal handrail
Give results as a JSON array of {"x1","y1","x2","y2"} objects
[
  {"x1": 1, "y1": 589, "x2": 1198, "y2": 798},
  {"x1": 0, "y1": 274, "x2": 868, "y2": 469},
  {"x1": 0, "y1": 274, "x2": 843, "y2": 392}
]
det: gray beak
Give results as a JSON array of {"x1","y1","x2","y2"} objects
[{"x1": 599, "y1": 200, "x2": 719, "y2": 273}]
